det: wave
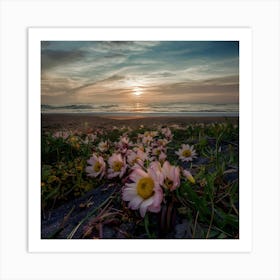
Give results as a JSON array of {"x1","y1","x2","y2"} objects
[
  {"x1": 42, "y1": 104, "x2": 120, "y2": 110},
  {"x1": 42, "y1": 104, "x2": 94, "y2": 110},
  {"x1": 99, "y1": 105, "x2": 119, "y2": 109},
  {"x1": 41, "y1": 102, "x2": 239, "y2": 115}
]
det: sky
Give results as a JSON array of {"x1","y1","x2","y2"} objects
[{"x1": 41, "y1": 41, "x2": 239, "y2": 105}]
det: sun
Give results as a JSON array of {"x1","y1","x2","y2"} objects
[{"x1": 133, "y1": 88, "x2": 142, "y2": 96}]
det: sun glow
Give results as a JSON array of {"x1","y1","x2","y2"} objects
[{"x1": 133, "y1": 88, "x2": 142, "y2": 96}]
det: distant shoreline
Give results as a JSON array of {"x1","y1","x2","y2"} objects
[
  {"x1": 42, "y1": 113, "x2": 239, "y2": 132},
  {"x1": 42, "y1": 111, "x2": 239, "y2": 118}
]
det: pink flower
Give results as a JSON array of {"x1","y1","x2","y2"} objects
[
  {"x1": 142, "y1": 135, "x2": 153, "y2": 145},
  {"x1": 175, "y1": 144, "x2": 197, "y2": 162},
  {"x1": 158, "y1": 151, "x2": 167, "y2": 163},
  {"x1": 139, "y1": 131, "x2": 158, "y2": 145},
  {"x1": 133, "y1": 144, "x2": 145, "y2": 153},
  {"x1": 122, "y1": 167, "x2": 163, "y2": 217},
  {"x1": 150, "y1": 147, "x2": 167, "y2": 163},
  {"x1": 161, "y1": 127, "x2": 173, "y2": 140},
  {"x1": 85, "y1": 154, "x2": 106, "y2": 179},
  {"x1": 152, "y1": 147, "x2": 162, "y2": 156},
  {"x1": 115, "y1": 136, "x2": 133, "y2": 155},
  {"x1": 83, "y1": 133, "x2": 97, "y2": 144},
  {"x1": 119, "y1": 135, "x2": 131, "y2": 146},
  {"x1": 156, "y1": 138, "x2": 169, "y2": 147},
  {"x1": 127, "y1": 149, "x2": 148, "y2": 168},
  {"x1": 162, "y1": 161, "x2": 180, "y2": 191},
  {"x1": 149, "y1": 161, "x2": 164, "y2": 186},
  {"x1": 53, "y1": 131, "x2": 70, "y2": 139},
  {"x1": 107, "y1": 153, "x2": 127, "y2": 179}
]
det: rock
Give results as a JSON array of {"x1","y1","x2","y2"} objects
[
  {"x1": 175, "y1": 219, "x2": 192, "y2": 238},
  {"x1": 41, "y1": 184, "x2": 118, "y2": 239}
]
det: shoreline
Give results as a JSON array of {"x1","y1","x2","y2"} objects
[
  {"x1": 42, "y1": 111, "x2": 239, "y2": 117},
  {"x1": 42, "y1": 113, "x2": 239, "y2": 131}
]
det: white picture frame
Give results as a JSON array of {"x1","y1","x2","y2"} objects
[
  {"x1": 29, "y1": 27, "x2": 252, "y2": 253},
  {"x1": 1, "y1": 1, "x2": 279, "y2": 279}
]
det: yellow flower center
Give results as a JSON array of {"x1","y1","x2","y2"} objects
[
  {"x1": 113, "y1": 161, "x2": 123, "y2": 172},
  {"x1": 137, "y1": 177, "x2": 154, "y2": 199},
  {"x1": 93, "y1": 162, "x2": 102, "y2": 172},
  {"x1": 182, "y1": 149, "x2": 191, "y2": 157},
  {"x1": 132, "y1": 157, "x2": 140, "y2": 165},
  {"x1": 164, "y1": 178, "x2": 174, "y2": 189}
]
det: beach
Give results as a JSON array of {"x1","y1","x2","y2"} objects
[
  {"x1": 42, "y1": 113, "x2": 239, "y2": 132},
  {"x1": 41, "y1": 112, "x2": 239, "y2": 239}
]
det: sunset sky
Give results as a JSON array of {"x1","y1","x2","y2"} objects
[{"x1": 41, "y1": 41, "x2": 239, "y2": 105}]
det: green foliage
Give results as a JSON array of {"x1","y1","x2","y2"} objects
[{"x1": 41, "y1": 120, "x2": 239, "y2": 239}]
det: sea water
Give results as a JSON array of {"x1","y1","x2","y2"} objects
[{"x1": 41, "y1": 102, "x2": 239, "y2": 117}]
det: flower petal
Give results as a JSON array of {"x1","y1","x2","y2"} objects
[
  {"x1": 139, "y1": 197, "x2": 154, "y2": 217},
  {"x1": 148, "y1": 204, "x2": 161, "y2": 213},
  {"x1": 85, "y1": 166, "x2": 93, "y2": 174},
  {"x1": 151, "y1": 187, "x2": 163, "y2": 207},
  {"x1": 129, "y1": 195, "x2": 143, "y2": 210},
  {"x1": 125, "y1": 183, "x2": 136, "y2": 188},
  {"x1": 122, "y1": 188, "x2": 137, "y2": 201},
  {"x1": 130, "y1": 168, "x2": 147, "y2": 182}
]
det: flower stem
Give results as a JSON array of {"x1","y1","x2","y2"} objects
[{"x1": 144, "y1": 215, "x2": 152, "y2": 238}]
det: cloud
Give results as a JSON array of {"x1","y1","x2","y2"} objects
[
  {"x1": 202, "y1": 75, "x2": 239, "y2": 85},
  {"x1": 82, "y1": 41, "x2": 160, "y2": 54},
  {"x1": 41, "y1": 41, "x2": 239, "y2": 106},
  {"x1": 156, "y1": 75, "x2": 238, "y2": 94},
  {"x1": 148, "y1": 71, "x2": 177, "y2": 78},
  {"x1": 41, "y1": 73, "x2": 85, "y2": 96},
  {"x1": 71, "y1": 74, "x2": 238, "y2": 104},
  {"x1": 65, "y1": 74, "x2": 126, "y2": 94},
  {"x1": 41, "y1": 49, "x2": 86, "y2": 71}
]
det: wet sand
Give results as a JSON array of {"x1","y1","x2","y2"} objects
[{"x1": 42, "y1": 113, "x2": 239, "y2": 132}]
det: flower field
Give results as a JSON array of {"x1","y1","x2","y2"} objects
[{"x1": 41, "y1": 120, "x2": 239, "y2": 239}]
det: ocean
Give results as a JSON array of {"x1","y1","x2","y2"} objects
[{"x1": 41, "y1": 102, "x2": 239, "y2": 117}]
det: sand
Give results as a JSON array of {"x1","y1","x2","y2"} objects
[{"x1": 42, "y1": 113, "x2": 239, "y2": 132}]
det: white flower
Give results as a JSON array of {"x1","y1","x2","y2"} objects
[
  {"x1": 83, "y1": 133, "x2": 97, "y2": 144},
  {"x1": 175, "y1": 144, "x2": 197, "y2": 162},
  {"x1": 122, "y1": 166, "x2": 163, "y2": 217},
  {"x1": 156, "y1": 138, "x2": 169, "y2": 147},
  {"x1": 85, "y1": 154, "x2": 106, "y2": 178},
  {"x1": 107, "y1": 153, "x2": 127, "y2": 179},
  {"x1": 144, "y1": 131, "x2": 158, "y2": 138},
  {"x1": 98, "y1": 141, "x2": 109, "y2": 152},
  {"x1": 152, "y1": 147, "x2": 162, "y2": 157}
]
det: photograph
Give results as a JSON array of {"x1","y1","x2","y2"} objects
[
  {"x1": 2, "y1": 0, "x2": 279, "y2": 278},
  {"x1": 41, "y1": 40, "x2": 240, "y2": 240}
]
